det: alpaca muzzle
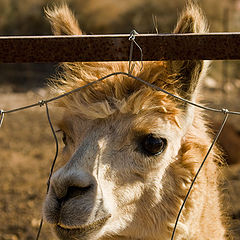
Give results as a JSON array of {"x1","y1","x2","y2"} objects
[{"x1": 43, "y1": 167, "x2": 110, "y2": 238}]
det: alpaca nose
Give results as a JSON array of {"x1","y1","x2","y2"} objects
[
  {"x1": 50, "y1": 167, "x2": 96, "y2": 203},
  {"x1": 59, "y1": 185, "x2": 93, "y2": 203}
]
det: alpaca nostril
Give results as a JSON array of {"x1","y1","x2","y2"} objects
[
  {"x1": 50, "y1": 167, "x2": 96, "y2": 201},
  {"x1": 58, "y1": 185, "x2": 93, "y2": 204}
]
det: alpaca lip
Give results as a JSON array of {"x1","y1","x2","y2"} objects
[
  {"x1": 56, "y1": 214, "x2": 111, "y2": 231},
  {"x1": 55, "y1": 214, "x2": 111, "y2": 240}
]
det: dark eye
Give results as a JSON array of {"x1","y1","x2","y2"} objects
[
  {"x1": 142, "y1": 134, "x2": 167, "y2": 156},
  {"x1": 62, "y1": 132, "x2": 67, "y2": 146}
]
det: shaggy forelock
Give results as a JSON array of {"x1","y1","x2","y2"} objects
[{"x1": 50, "y1": 61, "x2": 180, "y2": 120}]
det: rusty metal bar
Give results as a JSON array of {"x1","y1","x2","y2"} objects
[{"x1": 0, "y1": 33, "x2": 240, "y2": 63}]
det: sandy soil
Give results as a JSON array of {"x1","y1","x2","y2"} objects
[
  {"x1": 0, "y1": 90, "x2": 240, "y2": 240},
  {"x1": 0, "y1": 91, "x2": 58, "y2": 240}
]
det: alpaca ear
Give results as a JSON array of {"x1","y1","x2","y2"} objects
[
  {"x1": 167, "y1": 2, "x2": 209, "y2": 100},
  {"x1": 45, "y1": 4, "x2": 82, "y2": 35}
]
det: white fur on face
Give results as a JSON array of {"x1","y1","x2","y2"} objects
[{"x1": 52, "y1": 109, "x2": 183, "y2": 239}]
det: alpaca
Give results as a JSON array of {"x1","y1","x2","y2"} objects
[{"x1": 43, "y1": 3, "x2": 226, "y2": 240}]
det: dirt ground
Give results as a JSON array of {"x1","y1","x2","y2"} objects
[
  {"x1": 0, "y1": 91, "x2": 56, "y2": 240},
  {"x1": 0, "y1": 88, "x2": 240, "y2": 240}
]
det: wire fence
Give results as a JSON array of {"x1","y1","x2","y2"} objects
[{"x1": 0, "y1": 31, "x2": 240, "y2": 240}]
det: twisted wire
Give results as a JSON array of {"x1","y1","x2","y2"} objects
[{"x1": 128, "y1": 30, "x2": 143, "y2": 74}]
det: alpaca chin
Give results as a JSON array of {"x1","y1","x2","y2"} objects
[{"x1": 54, "y1": 214, "x2": 111, "y2": 240}]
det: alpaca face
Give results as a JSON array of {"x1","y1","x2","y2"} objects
[
  {"x1": 44, "y1": 104, "x2": 184, "y2": 240},
  {"x1": 43, "y1": 2, "x2": 210, "y2": 240}
]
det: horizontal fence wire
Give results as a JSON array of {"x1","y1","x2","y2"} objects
[
  {"x1": 1, "y1": 72, "x2": 240, "y2": 116},
  {"x1": 0, "y1": 33, "x2": 240, "y2": 63}
]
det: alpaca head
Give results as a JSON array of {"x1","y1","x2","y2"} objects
[{"x1": 43, "y1": 3, "x2": 210, "y2": 240}]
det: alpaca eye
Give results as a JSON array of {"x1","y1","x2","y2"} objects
[
  {"x1": 142, "y1": 134, "x2": 167, "y2": 156},
  {"x1": 62, "y1": 132, "x2": 67, "y2": 145}
]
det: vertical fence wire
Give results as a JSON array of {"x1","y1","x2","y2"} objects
[
  {"x1": 35, "y1": 102, "x2": 59, "y2": 240},
  {"x1": 170, "y1": 111, "x2": 229, "y2": 240}
]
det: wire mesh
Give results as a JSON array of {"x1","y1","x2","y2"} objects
[{"x1": 0, "y1": 32, "x2": 240, "y2": 240}]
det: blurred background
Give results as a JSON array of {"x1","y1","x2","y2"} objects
[{"x1": 0, "y1": 0, "x2": 240, "y2": 239}]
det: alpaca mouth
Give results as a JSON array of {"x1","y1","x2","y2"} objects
[{"x1": 55, "y1": 214, "x2": 111, "y2": 237}]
